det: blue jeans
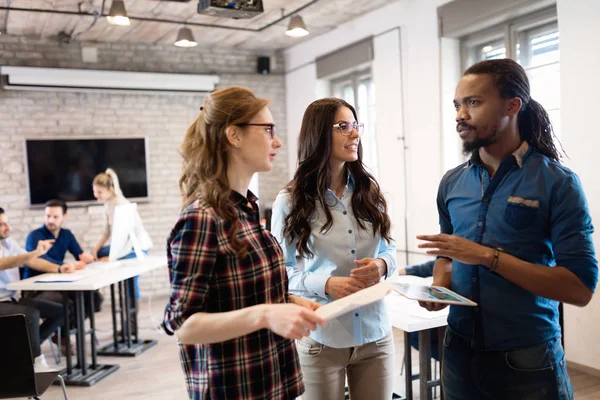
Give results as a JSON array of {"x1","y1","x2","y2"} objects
[
  {"x1": 98, "y1": 246, "x2": 148, "y2": 299},
  {"x1": 442, "y1": 327, "x2": 573, "y2": 400}
]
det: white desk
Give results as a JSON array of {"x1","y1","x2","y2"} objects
[
  {"x1": 8, "y1": 256, "x2": 167, "y2": 291},
  {"x1": 386, "y1": 276, "x2": 449, "y2": 400},
  {"x1": 8, "y1": 255, "x2": 167, "y2": 387}
]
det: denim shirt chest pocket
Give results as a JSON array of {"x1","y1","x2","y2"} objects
[{"x1": 504, "y1": 196, "x2": 541, "y2": 230}]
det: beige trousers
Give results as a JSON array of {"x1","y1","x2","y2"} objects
[{"x1": 296, "y1": 333, "x2": 395, "y2": 400}]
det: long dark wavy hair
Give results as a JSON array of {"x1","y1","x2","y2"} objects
[
  {"x1": 464, "y1": 58, "x2": 564, "y2": 162},
  {"x1": 283, "y1": 98, "x2": 392, "y2": 258}
]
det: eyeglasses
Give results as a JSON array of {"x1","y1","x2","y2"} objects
[
  {"x1": 333, "y1": 121, "x2": 364, "y2": 136},
  {"x1": 237, "y1": 123, "x2": 276, "y2": 139}
]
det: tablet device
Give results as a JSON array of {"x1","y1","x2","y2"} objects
[{"x1": 390, "y1": 282, "x2": 477, "y2": 306}]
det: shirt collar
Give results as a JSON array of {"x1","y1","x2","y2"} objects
[
  {"x1": 468, "y1": 141, "x2": 531, "y2": 169},
  {"x1": 326, "y1": 173, "x2": 355, "y2": 199},
  {"x1": 230, "y1": 189, "x2": 259, "y2": 212},
  {"x1": 41, "y1": 224, "x2": 61, "y2": 239}
]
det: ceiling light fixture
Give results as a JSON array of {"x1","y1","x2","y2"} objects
[
  {"x1": 107, "y1": 0, "x2": 130, "y2": 26},
  {"x1": 174, "y1": 27, "x2": 197, "y2": 48},
  {"x1": 286, "y1": 15, "x2": 309, "y2": 37}
]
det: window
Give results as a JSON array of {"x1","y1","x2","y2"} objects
[
  {"x1": 461, "y1": 8, "x2": 561, "y2": 140},
  {"x1": 331, "y1": 69, "x2": 378, "y2": 177}
]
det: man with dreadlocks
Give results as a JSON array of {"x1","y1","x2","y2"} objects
[{"x1": 417, "y1": 58, "x2": 597, "y2": 399}]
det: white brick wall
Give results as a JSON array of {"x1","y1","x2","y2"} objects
[{"x1": 0, "y1": 36, "x2": 289, "y2": 298}]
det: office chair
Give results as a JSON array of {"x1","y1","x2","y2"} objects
[{"x1": 0, "y1": 314, "x2": 69, "y2": 400}]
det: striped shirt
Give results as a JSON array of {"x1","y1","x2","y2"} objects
[{"x1": 163, "y1": 190, "x2": 303, "y2": 400}]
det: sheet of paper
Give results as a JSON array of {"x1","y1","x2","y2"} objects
[
  {"x1": 315, "y1": 281, "x2": 392, "y2": 320},
  {"x1": 35, "y1": 274, "x2": 86, "y2": 283}
]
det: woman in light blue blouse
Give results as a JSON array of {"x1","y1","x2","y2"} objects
[{"x1": 272, "y1": 98, "x2": 396, "y2": 400}]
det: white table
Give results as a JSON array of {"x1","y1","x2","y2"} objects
[
  {"x1": 7, "y1": 255, "x2": 167, "y2": 386},
  {"x1": 386, "y1": 275, "x2": 449, "y2": 400}
]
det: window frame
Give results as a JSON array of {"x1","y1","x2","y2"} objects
[
  {"x1": 460, "y1": 6, "x2": 558, "y2": 70},
  {"x1": 330, "y1": 67, "x2": 379, "y2": 176}
]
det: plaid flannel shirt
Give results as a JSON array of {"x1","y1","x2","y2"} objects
[{"x1": 164, "y1": 191, "x2": 303, "y2": 400}]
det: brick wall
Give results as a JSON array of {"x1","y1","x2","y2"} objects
[{"x1": 0, "y1": 36, "x2": 289, "y2": 298}]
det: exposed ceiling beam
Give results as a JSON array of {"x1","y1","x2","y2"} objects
[{"x1": 0, "y1": 1, "x2": 319, "y2": 33}]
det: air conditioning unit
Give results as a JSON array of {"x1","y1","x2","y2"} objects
[{"x1": 0, "y1": 66, "x2": 220, "y2": 94}]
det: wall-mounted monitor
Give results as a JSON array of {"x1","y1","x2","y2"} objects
[{"x1": 25, "y1": 137, "x2": 150, "y2": 207}]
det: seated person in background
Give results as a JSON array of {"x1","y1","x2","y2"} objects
[
  {"x1": 398, "y1": 259, "x2": 435, "y2": 278},
  {"x1": 92, "y1": 168, "x2": 153, "y2": 299},
  {"x1": 24, "y1": 199, "x2": 100, "y2": 354},
  {"x1": 0, "y1": 207, "x2": 75, "y2": 369},
  {"x1": 400, "y1": 259, "x2": 440, "y2": 361},
  {"x1": 23, "y1": 199, "x2": 94, "y2": 279}
]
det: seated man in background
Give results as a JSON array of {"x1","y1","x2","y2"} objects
[
  {"x1": 25, "y1": 199, "x2": 101, "y2": 355},
  {"x1": 0, "y1": 207, "x2": 75, "y2": 369},
  {"x1": 23, "y1": 199, "x2": 93, "y2": 279},
  {"x1": 399, "y1": 259, "x2": 440, "y2": 361}
]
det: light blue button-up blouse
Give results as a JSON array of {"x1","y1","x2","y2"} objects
[{"x1": 271, "y1": 177, "x2": 396, "y2": 348}]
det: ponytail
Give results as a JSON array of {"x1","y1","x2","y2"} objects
[
  {"x1": 104, "y1": 168, "x2": 124, "y2": 197},
  {"x1": 519, "y1": 99, "x2": 565, "y2": 162},
  {"x1": 93, "y1": 168, "x2": 124, "y2": 198}
]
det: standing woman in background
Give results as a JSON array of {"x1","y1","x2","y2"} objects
[
  {"x1": 162, "y1": 86, "x2": 325, "y2": 400},
  {"x1": 92, "y1": 168, "x2": 153, "y2": 298},
  {"x1": 272, "y1": 98, "x2": 397, "y2": 400}
]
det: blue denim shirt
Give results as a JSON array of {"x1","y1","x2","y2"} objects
[
  {"x1": 439, "y1": 142, "x2": 598, "y2": 351},
  {"x1": 271, "y1": 177, "x2": 396, "y2": 348}
]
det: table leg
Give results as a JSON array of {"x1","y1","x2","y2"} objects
[
  {"x1": 62, "y1": 291, "x2": 72, "y2": 375},
  {"x1": 110, "y1": 284, "x2": 118, "y2": 350},
  {"x1": 76, "y1": 291, "x2": 87, "y2": 376},
  {"x1": 438, "y1": 327, "x2": 445, "y2": 400},
  {"x1": 56, "y1": 290, "x2": 119, "y2": 386},
  {"x1": 404, "y1": 331, "x2": 413, "y2": 400},
  {"x1": 97, "y1": 279, "x2": 156, "y2": 357},
  {"x1": 419, "y1": 329, "x2": 432, "y2": 400},
  {"x1": 87, "y1": 291, "x2": 97, "y2": 369}
]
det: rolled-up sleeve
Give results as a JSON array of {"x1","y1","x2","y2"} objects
[
  {"x1": 376, "y1": 237, "x2": 396, "y2": 278},
  {"x1": 271, "y1": 191, "x2": 330, "y2": 299},
  {"x1": 163, "y1": 208, "x2": 217, "y2": 332},
  {"x1": 437, "y1": 175, "x2": 454, "y2": 262},
  {"x1": 551, "y1": 173, "x2": 598, "y2": 292}
]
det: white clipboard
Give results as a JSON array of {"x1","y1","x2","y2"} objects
[{"x1": 315, "y1": 282, "x2": 391, "y2": 320}]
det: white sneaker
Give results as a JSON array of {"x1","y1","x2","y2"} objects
[{"x1": 34, "y1": 354, "x2": 53, "y2": 372}]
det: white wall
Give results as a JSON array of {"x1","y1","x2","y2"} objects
[
  {"x1": 284, "y1": 0, "x2": 453, "y2": 266},
  {"x1": 557, "y1": 0, "x2": 600, "y2": 371}
]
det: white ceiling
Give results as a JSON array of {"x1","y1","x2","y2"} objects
[{"x1": 1, "y1": 0, "x2": 400, "y2": 50}]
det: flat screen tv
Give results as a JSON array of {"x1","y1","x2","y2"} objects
[{"x1": 25, "y1": 137, "x2": 149, "y2": 206}]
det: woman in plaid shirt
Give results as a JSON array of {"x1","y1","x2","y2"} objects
[{"x1": 163, "y1": 86, "x2": 326, "y2": 400}]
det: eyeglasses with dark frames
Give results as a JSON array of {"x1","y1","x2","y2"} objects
[
  {"x1": 332, "y1": 121, "x2": 364, "y2": 136},
  {"x1": 237, "y1": 123, "x2": 276, "y2": 139}
]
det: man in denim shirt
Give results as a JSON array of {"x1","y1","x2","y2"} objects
[{"x1": 418, "y1": 59, "x2": 597, "y2": 399}]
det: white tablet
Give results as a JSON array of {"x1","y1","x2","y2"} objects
[{"x1": 390, "y1": 282, "x2": 477, "y2": 306}]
